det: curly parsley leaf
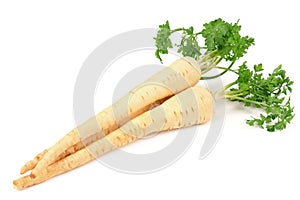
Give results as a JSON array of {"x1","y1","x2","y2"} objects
[
  {"x1": 154, "y1": 21, "x2": 173, "y2": 63},
  {"x1": 177, "y1": 27, "x2": 201, "y2": 60},
  {"x1": 153, "y1": 18, "x2": 254, "y2": 80},
  {"x1": 226, "y1": 63, "x2": 294, "y2": 131},
  {"x1": 200, "y1": 18, "x2": 255, "y2": 61}
]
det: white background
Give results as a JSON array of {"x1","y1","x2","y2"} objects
[{"x1": 1, "y1": 0, "x2": 299, "y2": 199}]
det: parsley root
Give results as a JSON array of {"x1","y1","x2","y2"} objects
[
  {"x1": 13, "y1": 86, "x2": 213, "y2": 190},
  {"x1": 20, "y1": 133, "x2": 103, "y2": 174},
  {"x1": 27, "y1": 58, "x2": 204, "y2": 178}
]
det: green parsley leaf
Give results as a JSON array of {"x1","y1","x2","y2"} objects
[
  {"x1": 200, "y1": 18, "x2": 255, "y2": 61},
  {"x1": 154, "y1": 21, "x2": 173, "y2": 63},
  {"x1": 226, "y1": 63, "x2": 294, "y2": 131},
  {"x1": 177, "y1": 27, "x2": 201, "y2": 60}
]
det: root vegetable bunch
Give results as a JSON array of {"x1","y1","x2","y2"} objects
[{"x1": 13, "y1": 18, "x2": 294, "y2": 190}]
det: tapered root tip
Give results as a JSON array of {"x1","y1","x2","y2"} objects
[
  {"x1": 20, "y1": 167, "x2": 27, "y2": 175},
  {"x1": 13, "y1": 175, "x2": 39, "y2": 190},
  {"x1": 20, "y1": 161, "x2": 31, "y2": 175},
  {"x1": 13, "y1": 179, "x2": 25, "y2": 190},
  {"x1": 20, "y1": 159, "x2": 38, "y2": 175}
]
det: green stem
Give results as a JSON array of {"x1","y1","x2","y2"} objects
[
  {"x1": 225, "y1": 92, "x2": 247, "y2": 98},
  {"x1": 215, "y1": 66, "x2": 238, "y2": 74},
  {"x1": 201, "y1": 60, "x2": 236, "y2": 80},
  {"x1": 226, "y1": 96, "x2": 268, "y2": 107},
  {"x1": 200, "y1": 50, "x2": 217, "y2": 62},
  {"x1": 170, "y1": 28, "x2": 185, "y2": 33},
  {"x1": 199, "y1": 53, "x2": 220, "y2": 74},
  {"x1": 214, "y1": 81, "x2": 239, "y2": 100},
  {"x1": 219, "y1": 81, "x2": 237, "y2": 93},
  {"x1": 214, "y1": 57, "x2": 222, "y2": 65}
]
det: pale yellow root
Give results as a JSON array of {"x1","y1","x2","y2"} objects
[
  {"x1": 20, "y1": 150, "x2": 47, "y2": 175},
  {"x1": 30, "y1": 58, "x2": 203, "y2": 177},
  {"x1": 20, "y1": 96, "x2": 170, "y2": 175},
  {"x1": 13, "y1": 86, "x2": 213, "y2": 190},
  {"x1": 13, "y1": 130, "x2": 136, "y2": 190},
  {"x1": 20, "y1": 132, "x2": 102, "y2": 175}
]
